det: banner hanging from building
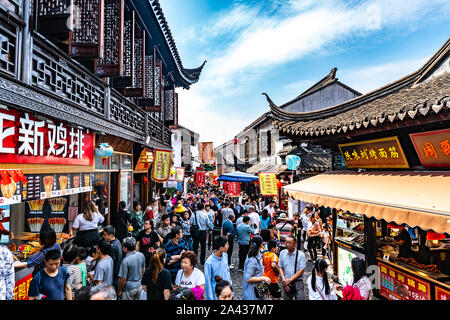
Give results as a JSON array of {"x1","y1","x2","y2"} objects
[
  {"x1": 175, "y1": 167, "x2": 185, "y2": 182},
  {"x1": 151, "y1": 149, "x2": 172, "y2": 183},
  {"x1": 195, "y1": 171, "x2": 206, "y2": 187},
  {"x1": 259, "y1": 172, "x2": 278, "y2": 196},
  {"x1": 225, "y1": 181, "x2": 240, "y2": 197},
  {"x1": 198, "y1": 142, "x2": 215, "y2": 165}
]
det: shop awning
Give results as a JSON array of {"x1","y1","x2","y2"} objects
[{"x1": 282, "y1": 171, "x2": 450, "y2": 234}]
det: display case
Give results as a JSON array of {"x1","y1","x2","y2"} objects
[{"x1": 335, "y1": 210, "x2": 365, "y2": 251}]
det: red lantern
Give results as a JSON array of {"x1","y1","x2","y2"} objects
[{"x1": 276, "y1": 179, "x2": 283, "y2": 189}]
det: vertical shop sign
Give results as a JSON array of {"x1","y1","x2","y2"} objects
[
  {"x1": 151, "y1": 149, "x2": 172, "y2": 183},
  {"x1": 259, "y1": 172, "x2": 278, "y2": 196}
]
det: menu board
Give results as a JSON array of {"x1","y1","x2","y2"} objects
[
  {"x1": 435, "y1": 286, "x2": 450, "y2": 300},
  {"x1": 40, "y1": 173, "x2": 93, "y2": 199},
  {"x1": 378, "y1": 261, "x2": 431, "y2": 300},
  {"x1": 25, "y1": 196, "x2": 69, "y2": 233},
  {"x1": 23, "y1": 175, "x2": 41, "y2": 201}
]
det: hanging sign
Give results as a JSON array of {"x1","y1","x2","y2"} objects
[
  {"x1": 175, "y1": 167, "x2": 185, "y2": 182},
  {"x1": 195, "y1": 171, "x2": 206, "y2": 187},
  {"x1": 151, "y1": 149, "x2": 172, "y2": 183},
  {"x1": 259, "y1": 172, "x2": 278, "y2": 196},
  {"x1": 0, "y1": 108, "x2": 94, "y2": 166},
  {"x1": 338, "y1": 136, "x2": 409, "y2": 169},
  {"x1": 225, "y1": 181, "x2": 240, "y2": 197},
  {"x1": 135, "y1": 149, "x2": 154, "y2": 171},
  {"x1": 410, "y1": 129, "x2": 450, "y2": 168},
  {"x1": 198, "y1": 142, "x2": 215, "y2": 165}
]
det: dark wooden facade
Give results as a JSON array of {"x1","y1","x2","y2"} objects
[{"x1": 0, "y1": 0, "x2": 204, "y2": 151}]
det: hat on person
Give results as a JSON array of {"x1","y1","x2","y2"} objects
[
  {"x1": 175, "y1": 205, "x2": 187, "y2": 213},
  {"x1": 278, "y1": 212, "x2": 288, "y2": 220}
]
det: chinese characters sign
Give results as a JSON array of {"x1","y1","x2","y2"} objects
[
  {"x1": 195, "y1": 171, "x2": 206, "y2": 187},
  {"x1": 151, "y1": 149, "x2": 172, "y2": 183},
  {"x1": 0, "y1": 109, "x2": 94, "y2": 166},
  {"x1": 435, "y1": 286, "x2": 450, "y2": 300},
  {"x1": 14, "y1": 273, "x2": 32, "y2": 300},
  {"x1": 198, "y1": 142, "x2": 215, "y2": 165},
  {"x1": 259, "y1": 172, "x2": 278, "y2": 196},
  {"x1": 224, "y1": 181, "x2": 240, "y2": 197},
  {"x1": 378, "y1": 262, "x2": 431, "y2": 300},
  {"x1": 410, "y1": 129, "x2": 450, "y2": 168},
  {"x1": 338, "y1": 137, "x2": 409, "y2": 169}
]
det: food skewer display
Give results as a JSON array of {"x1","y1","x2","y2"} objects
[
  {"x1": 49, "y1": 197, "x2": 67, "y2": 212},
  {"x1": 48, "y1": 217, "x2": 66, "y2": 233},
  {"x1": 27, "y1": 217, "x2": 44, "y2": 233},
  {"x1": 28, "y1": 199, "x2": 45, "y2": 211}
]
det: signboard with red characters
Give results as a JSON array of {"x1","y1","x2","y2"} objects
[
  {"x1": 0, "y1": 108, "x2": 94, "y2": 166},
  {"x1": 378, "y1": 261, "x2": 431, "y2": 300},
  {"x1": 195, "y1": 171, "x2": 206, "y2": 187},
  {"x1": 410, "y1": 129, "x2": 450, "y2": 168}
]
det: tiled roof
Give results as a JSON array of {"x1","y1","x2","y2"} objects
[{"x1": 265, "y1": 39, "x2": 450, "y2": 138}]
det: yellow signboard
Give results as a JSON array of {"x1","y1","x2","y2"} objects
[
  {"x1": 151, "y1": 149, "x2": 172, "y2": 183},
  {"x1": 338, "y1": 136, "x2": 409, "y2": 169},
  {"x1": 259, "y1": 172, "x2": 278, "y2": 196}
]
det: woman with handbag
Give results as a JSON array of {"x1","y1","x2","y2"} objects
[{"x1": 243, "y1": 235, "x2": 271, "y2": 300}]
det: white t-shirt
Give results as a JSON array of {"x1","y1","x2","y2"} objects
[
  {"x1": 248, "y1": 212, "x2": 261, "y2": 233},
  {"x1": 175, "y1": 268, "x2": 205, "y2": 289},
  {"x1": 73, "y1": 212, "x2": 104, "y2": 231},
  {"x1": 264, "y1": 205, "x2": 275, "y2": 217},
  {"x1": 307, "y1": 275, "x2": 337, "y2": 300}
]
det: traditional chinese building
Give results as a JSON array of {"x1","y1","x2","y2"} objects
[
  {"x1": 265, "y1": 39, "x2": 450, "y2": 300},
  {"x1": 0, "y1": 0, "x2": 204, "y2": 299}
]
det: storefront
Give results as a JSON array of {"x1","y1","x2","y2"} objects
[{"x1": 268, "y1": 39, "x2": 450, "y2": 299}]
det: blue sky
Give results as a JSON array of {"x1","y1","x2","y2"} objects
[{"x1": 160, "y1": 0, "x2": 450, "y2": 147}]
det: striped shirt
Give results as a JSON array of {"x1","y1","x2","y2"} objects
[{"x1": 27, "y1": 242, "x2": 61, "y2": 271}]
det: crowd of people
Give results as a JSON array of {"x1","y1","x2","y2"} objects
[{"x1": 0, "y1": 185, "x2": 373, "y2": 301}]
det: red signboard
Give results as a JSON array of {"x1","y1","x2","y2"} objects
[
  {"x1": 378, "y1": 261, "x2": 431, "y2": 300},
  {"x1": 435, "y1": 286, "x2": 450, "y2": 300},
  {"x1": 14, "y1": 273, "x2": 33, "y2": 300},
  {"x1": 224, "y1": 181, "x2": 240, "y2": 197},
  {"x1": 410, "y1": 129, "x2": 450, "y2": 168},
  {"x1": 195, "y1": 171, "x2": 206, "y2": 187},
  {"x1": 0, "y1": 108, "x2": 94, "y2": 166}
]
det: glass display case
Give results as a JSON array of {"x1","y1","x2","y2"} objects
[{"x1": 335, "y1": 210, "x2": 365, "y2": 250}]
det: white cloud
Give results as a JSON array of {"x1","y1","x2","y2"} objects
[
  {"x1": 342, "y1": 56, "x2": 430, "y2": 94},
  {"x1": 171, "y1": 0, "x2": 450, "y2": 146}
]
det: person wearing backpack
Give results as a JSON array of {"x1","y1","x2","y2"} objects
[
  {"x1": 28, "y1": 249, "x2": 72, "y2": 300},
  {"x1": 307, "y1": 259, "x2": 337, "y2": 300}
]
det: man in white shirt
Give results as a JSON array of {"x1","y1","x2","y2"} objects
[
  {"x1": 263, "y1": 200, "x2": 276, "y2": 218},
  {"x1": 248, "y1": 206, "x2": 261, "y2": 234}
]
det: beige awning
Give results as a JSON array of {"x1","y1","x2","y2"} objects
[{"x1": 283, "y1": 171, "x2": 450, "y2": 234}]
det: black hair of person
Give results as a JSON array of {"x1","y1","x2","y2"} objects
[
  {"x1": 311, "y1": 259, "x2": 331, "y2": 295},
  {"x1": 103, "y1": 225, "x2": 116, "y2": 236},
  {"x1": 243, "y1": 216, "x2": 250, "y2": 223},
  {"x1": 196, "y1": 203, "x2": 204, "y2": 210},
  {"x1": 268, "y1": 239, "x2": 278, "y2": 251},
  {"x1": 260, "y1": 229, "x2": 271, "y2": 242},
  {"x1": 214, "y1": 275, "x2": 233, "y2": 298},
  {"x1": 44, "y1": 249, "x2": 61, "y2": 262},
  {"x1": 351, "y1": 257, "x2": 368, "y2": 284},
  {"x1": 119, "y1": 201, "x2": 127, "y2": 211},
  {"x1": 39, "y1": 222, "x2": 57, "y2": 248},
  {"x1": 213, "y1": 235, "x2": 228, "y2": 250},
  {"x1": 98, "y1": 238, "x2": 111, "y2": 255},
  {"x1": 63, "y1": 244, "x2": 79, "y2": 263},
  {"x1": 247, "y1": 235, "x2": 263, "y2": 258},
  {"x1": 170, "y1": 226, "x2": 182, "y2": 240}
]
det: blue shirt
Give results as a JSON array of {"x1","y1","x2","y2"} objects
[
  {"x1": 165, "y1": 239, "x2": 188, "y2": 279},
  {"x1": 204, "y1": 252, "x2": 231, "y2": 300},
  {"x1": 243, "y1": 254, "x2": 264, "y2": 300},
  {"x1": 190, "y1": 210, "x2": 210, "y2": 231},
  {"x1": 260, "y1": 216, "x2": 271, "y2": 230},
  {"x1": 236, "y1": 223, "x2": 255, "y2": 245},
  {"x1": 278, "y1": 248, "x2": 306, "y2": 280},
  {"x1": 222, "y1": 220, "x2": 236, "y2": 238},
  {"x1": 28, "y1": 266, "x2": 70, "y2": 300}
]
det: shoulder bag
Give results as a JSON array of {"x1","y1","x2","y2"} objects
[
  {"x1": 254, "y1": 257, "x2": 269, "y2": 298},
  {"x1": 190, "y1": 211, "x2": 200, "y2": 238},
  {"x1": 286, "y1": 249, "x2": 299, "y2": 298}
]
